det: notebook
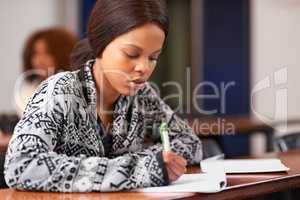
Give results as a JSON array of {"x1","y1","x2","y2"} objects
[
  {"x1": 134, "y1": 158, "x2": 289, "y2": 193},
  {"x1": 201, "y1": 158, "x2": 290, "y2": 174},
  {"x1": 134, "y1": 172, "x2": 227, "y2": 193}
]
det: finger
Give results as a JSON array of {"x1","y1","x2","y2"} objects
[
  {"x1": 168, "y1": 173, "x2": 178, "y2": 182},
  {"x1": 172, "y1": 161, "x2": 187, "y2": 173},
  {"x1": 172, "y1": 155, "x2": 187, "y2": 166},
  {"x1": 163, "y1": 152, "x2": 186, "y2": 163},
  {"x1": 169, "y1": 157, "x2": 187, "y2": 170},
  {"x1": 167, "y1": 165, "x2": 186, "y2": 182},
  {"x1": 167, "y1": 167, "x2": 181, "y2": 182},
  {"x1": 167, "y1": 163, "x2": 185, "y2": 177}
]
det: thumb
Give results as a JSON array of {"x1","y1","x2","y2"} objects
[{"x1": 162, "y1": 151, "x2": 172, "y2": 163}]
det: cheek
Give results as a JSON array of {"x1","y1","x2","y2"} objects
[
  {"x1": 104, "y1": 71, "x2": 133, "y2": 95},
  {"x1": 30, "y1": 56, "x2": 38, "y2": 67},
  {"x1": 101, "y1": 51, "x2": 134, "y2": 73},
  {"x1": 148, "y1": 65, "x2": 156, "y2": 75},
  {"x1": 100, "y1": 54, "x2": 133, "y2": 91},
  {"x1": 44, "y1": 55, "x2": 56, "y2": 67},
  {"x1": 31, "y1": 54, "x2": 55, "y2": 69}
]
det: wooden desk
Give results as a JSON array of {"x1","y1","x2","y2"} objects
[
  {"x1": 0, "y1": 190, "x2": 195, "y2": 200},
  {"x1": 186, "y1": 115, "x2": 275, "y2": 151},
  {"x1": 187, "y1": 115, "x2": 300, "y2": 152},
  {"x1": 186, "y1": 115, "x2": 273, "y2": 136},
  {"x1": 190, "y1": 149, "x2": 300, "y2": 199},
  {"x1": 1, "y1": 150, "x2": 300, "y2": 200}
]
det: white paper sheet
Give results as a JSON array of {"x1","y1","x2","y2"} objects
[
  {"x1": 201, "y1": 158, "x2": 290, "y2": 173},
  {"x1": 134, "y1": 172, "x2": 226, "y2": 193}
]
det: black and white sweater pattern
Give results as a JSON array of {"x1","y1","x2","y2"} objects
[{"x1": 4, "y1": 60, "x2": 202, "y2": 192}]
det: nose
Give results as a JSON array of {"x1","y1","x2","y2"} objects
[
  {"x1": 134, "y1": 59, "x2": 150, "y2": 74},
  {"x1": 32, "y1": 55, "x2": 46, "y2": 69}
]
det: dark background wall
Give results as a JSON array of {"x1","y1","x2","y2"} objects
[{"x1": 202, "y1": 0, "x2": 250, "y2": 156}]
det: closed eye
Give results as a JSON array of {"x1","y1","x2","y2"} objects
[
  {"x1": 124, "y1": 52, "x2": 140, "y2": 59},
  {"x1": 149, "y1": 57, "x2": 159, "y2": 62},
  {"x1": 149, "y1": 53, "x2": 161, "y2": 62}
]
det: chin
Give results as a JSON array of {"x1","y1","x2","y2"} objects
[
  {"x1": 124, "y1": 90, "x2": 136, "y2": 96},
  {"x1": 119, "y1": 87, "x2": 137, "y2": 96}
]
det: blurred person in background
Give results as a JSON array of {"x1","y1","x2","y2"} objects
[
  {"x1": 0, "y1": 27, "x2": 77, "y2": 188},
  {"x1": 15, "y1": 27, "x2": 77, "y2": 116},
  {"x1": 1, "y1": 27, "x2": 77, "y2": 134}
]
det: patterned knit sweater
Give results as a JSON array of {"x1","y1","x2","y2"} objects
[{"x1": 4, "y1": 60, "x2": 202, "y2": 192}]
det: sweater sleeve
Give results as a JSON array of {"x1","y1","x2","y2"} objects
[
  {"x1": 4, "y1": 79, "x2": 167, "y2": 192},
  {"x1": 140, "y1": 84, "x2": 203, "y2": 165}
]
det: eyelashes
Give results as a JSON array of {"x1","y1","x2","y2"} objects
[
  {"x1": 124, "y1": 52, "x2": 159, "y2": 62},
  {"x1": 125, "y1": 53, "x2": 139, "y2": 59}
]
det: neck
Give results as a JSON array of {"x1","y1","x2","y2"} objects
[{"x1": 92, "y1": 59, "x2": 120, "y2": 113}]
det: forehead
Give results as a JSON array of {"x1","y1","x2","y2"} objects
[{"x1": 112, "y1": 23, "x2": 165, "y2": 51}]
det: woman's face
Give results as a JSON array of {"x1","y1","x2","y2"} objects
[
  {"x1": 95, "y1": 23, "x2": 165, "y2": 96},
  {"x1": 31, "y1": 39, "x2": 56, "y2": 78}
]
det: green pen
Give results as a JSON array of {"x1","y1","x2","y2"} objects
[{"x1": 160, "y1": 123, "x2": 171, "y2": 152}]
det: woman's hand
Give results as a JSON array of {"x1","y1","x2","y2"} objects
[{"x1": 162, "y1": 151, "x2": 187, "y2": 182}]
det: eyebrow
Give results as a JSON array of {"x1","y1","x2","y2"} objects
[{"x1": 124, "y1": 44, "x2": 162, "y2": 54}]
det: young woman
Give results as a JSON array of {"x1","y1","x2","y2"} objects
[{"x1": 4, "y1": 0, "x2": 202, "y2": 192}]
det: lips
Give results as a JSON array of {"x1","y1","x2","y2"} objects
[
  {"x1": 129, "y1": 79, "x2": 146, "y2": 90},
  {"x1": 132, "y1": 79, "x2": 145, "y2": 84}
]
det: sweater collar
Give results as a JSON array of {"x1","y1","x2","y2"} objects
[{"x1": 78, "y1": 59, "x2": 97, "y2": 117}]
